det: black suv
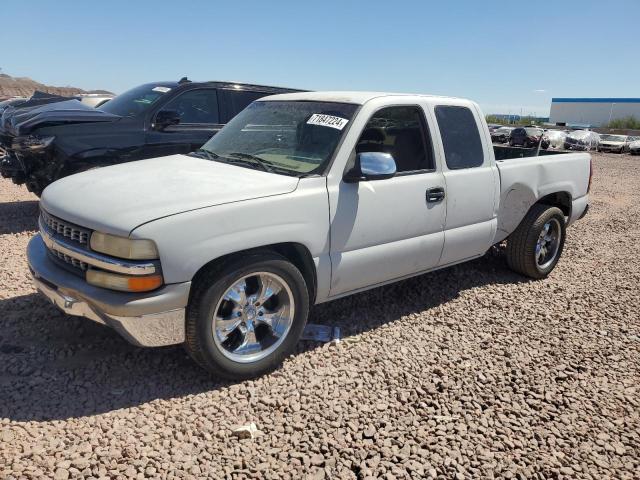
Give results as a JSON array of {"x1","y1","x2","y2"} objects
[{"x1": 0, "y1": 79, "x2": 303, "y2": 195}]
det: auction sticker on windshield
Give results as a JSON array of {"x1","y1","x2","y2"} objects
[
  {"x1": 152, "y1": 86, "x2": 172, "y2": 93},
  {"x1": 307, "y1": 114, "x2": 349, "y2": 130}
]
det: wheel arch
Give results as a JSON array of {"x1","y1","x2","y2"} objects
[
  {"x1": 189, "y1": 242, "x2": 317, "y2": 304},
  {"x1": 536, "y1": 191, "x2": 572, "y2": 218}
]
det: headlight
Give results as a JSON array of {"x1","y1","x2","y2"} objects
[
  {"x1": 11, "y1": 135, "x2": 55, "y2": 151},
  {"x1": 90, "y1": 232, "x2": 159, "y2": 260},
  {"x1": 86, "y1": 270, "x2": 163, "y2": 292}
]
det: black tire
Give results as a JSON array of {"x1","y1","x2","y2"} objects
[
  {"x1": 25, "y1": 179, "x2": 47, "y2": 197},
  {"x1": 184, "y1": 253, "x2": 309, "y2": 379},
  {"x1": 506, "y1": 204, "x2": 566, "y2": 279}
]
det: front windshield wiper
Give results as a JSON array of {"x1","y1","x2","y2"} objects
[
  {"x1": 191, "y1": 150, "x2": 299, "y2": 176},
  {"x1": 226, "y1": 152, "x2": 275, "y2": 173},
  {"x1": 189, "y1": 149, "x2": 274, "y2": 173},
  {"x1": 188, "y1": 149, "x2": 220, "y2": 160}
]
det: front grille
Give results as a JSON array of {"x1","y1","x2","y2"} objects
[
  {"x1": 49, "y1": 248, "x2": 89, "y2": 272},
  {"x1": 40, "y1": 210, "x2": 91, "y2": 245}
]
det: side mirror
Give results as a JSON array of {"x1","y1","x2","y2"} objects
[
  {"x1": 344, "y1": 152, "x2": 397, "y2": 183},
  {"x1": 154, "y1": 110, "x2": 181, "y2": 130}
]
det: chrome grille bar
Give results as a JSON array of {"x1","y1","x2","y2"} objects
[
  {"x1": 40, "y1": 209, "x2": 91, "y2": 245},
  {"x1": 39, "y1": 218, "x2": 157, "y2": 276}
]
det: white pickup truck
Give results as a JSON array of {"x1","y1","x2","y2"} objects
[{"x1": 27, "y1": 91, "x2": 591, "y2": 379}]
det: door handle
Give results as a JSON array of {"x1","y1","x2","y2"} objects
[{"x1": 426, "y1": 187, "x2": 445, "y2": 203}]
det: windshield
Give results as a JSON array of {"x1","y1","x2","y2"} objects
[
  {"x1": 599, "y1": 134, "x2": 627, "y2": 141},
  {"x1": 99, "y1": 83, "x2": 174, "y2": 117},
  {"x1": 525, "y1": 128, "x2": 543, "y2": 135},
  {"x1": 495, "y1": 127, "x2": 512, "y2": 134},
  {"x1": 199, "y1": 101, "x2": 358, "y2": 176}
]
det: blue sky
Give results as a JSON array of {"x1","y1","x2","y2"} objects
[{"x1": 1, "y1": 0, "x2": 638, "y2": 116}]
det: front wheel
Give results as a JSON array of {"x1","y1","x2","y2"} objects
[
  {"x1": 506, "y1": 204, "x2": 566, "y2": 279},
  {"x1": 185, "y1": 253, "x2": 309, "y2": 379}
]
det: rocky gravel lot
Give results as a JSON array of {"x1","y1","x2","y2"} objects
[{"x1": 0, "y1": 152, "x2": 639, "y2": 479}]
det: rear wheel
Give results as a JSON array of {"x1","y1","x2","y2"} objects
[
  {"x1": 185, "y1": 253, "x2": 309, "y2": 379},
  {"x1": 506, "y1": 204, "x2": 566, "y2": 279}
]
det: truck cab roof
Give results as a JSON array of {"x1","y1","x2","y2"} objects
[
  {"x1": 261, "y1": 91, "x2": 464, "y2": 105},
  {"x1": 148, "y1": 80, "x2": 306, "y2": 95}
]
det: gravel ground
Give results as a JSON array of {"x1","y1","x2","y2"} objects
[{"x1": 0, "y1": 152, "x2": 639, "y2": 479}]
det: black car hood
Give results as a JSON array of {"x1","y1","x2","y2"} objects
[{"x1": 1, "y1": 94, "x2": 120, "y2": 136}]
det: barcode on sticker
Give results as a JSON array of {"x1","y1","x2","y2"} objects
[{"x1": 307, "y1": 114, "x2": 349, "y2": 130}]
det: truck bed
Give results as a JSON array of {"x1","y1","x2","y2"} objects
[
  {"x1": 493, "y1": 148, "x2": 591, "y2": 243},
  {"x1": 493, "y1": 144, "x2": 564, "y2": 161}
]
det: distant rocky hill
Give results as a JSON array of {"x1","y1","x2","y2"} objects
[{"x1": 0, "y1": 73, "x2": 112, "y2": 100}]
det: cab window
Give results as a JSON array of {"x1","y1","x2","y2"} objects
[
  {"x1": 355, "y1": 106, "x2": 434, "y2": 173},
  {"x1": 435, "y1": 106, "x2": 484, "y2": 170},
  {"x1": 218, "y1": 89, "x2": 270, "y2": 122},
  {"x1": 161, "y1": 89, "x2": 219, "y2": 124}
]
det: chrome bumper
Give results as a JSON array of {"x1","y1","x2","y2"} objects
[{"x1": 28, "y1": 235, "x2": 190, "y2": 347}]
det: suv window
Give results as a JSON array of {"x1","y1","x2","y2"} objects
[
  {"x1": 435, "y1": 106, "x2": 484, "y2": 170},
  {"x1": 219, "y1": 89, "x2": 270, "y2": 121},
  {"x1": 161, "y1": 89, "x2": 219, "y2": 124},
  {"x1": 355, "y1": 106, "x2": 433, "y2": 173}
]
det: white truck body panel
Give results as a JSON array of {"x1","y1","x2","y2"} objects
[
  {"x1": 35, "y1": 91, "x2": 591, "y2": 312},
  {"x1": 41, "y1": 155, "x2": 299, "y2": 237},
  {"x1": 494, "y1": 153, "x2": 590, "y2": 242}
]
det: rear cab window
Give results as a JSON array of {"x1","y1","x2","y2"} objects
[
  {"x1": 434, "y1": 105, "x2": 484, "y2": 169},
  {"x1": 160, "y1": 89, "x2": 220, "y2": 124},
  {"x1": 218, "y1": 89, "x2": 272, "y2": 122}
]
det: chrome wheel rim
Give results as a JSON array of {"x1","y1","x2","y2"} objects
[
  {"x1": 213, "y1": 272, "x2": 295, "y2": 363},
  {"x1": 535, "y1": 218, "x2": 562, "y2": 270}
]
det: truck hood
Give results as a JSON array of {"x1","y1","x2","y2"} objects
[
  {"x1": 40, "y1": 155, "x2": 300, "y2": 237},
  {"x1": 2, "y1": 98, "x2": 120, "y2": 136}
]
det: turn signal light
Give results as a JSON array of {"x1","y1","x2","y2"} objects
[{"x1": 86, "y1": 270, "x2": 163, "y2": 292}]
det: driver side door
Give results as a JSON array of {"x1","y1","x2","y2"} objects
[
  {"x1": 144, "y1": 88, "x2": 222, "y2": 159},
  {"x1": 328, "y1": 105, "x2": 446, "y2": 297}
]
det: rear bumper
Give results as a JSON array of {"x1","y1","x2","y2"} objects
[
  {"x1": 578, "y1": 204, "x2": 589, "y2": 220},
  {"x1": 27, "y1": 234, "x2": 191, "y2": 347},
  {"x1": 569, "y1": 195, "x2": 589, "y2": 226}
]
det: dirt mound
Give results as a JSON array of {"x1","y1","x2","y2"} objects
[{"x1": 0, "y1": 73, "x2": 112, "y2": 100}]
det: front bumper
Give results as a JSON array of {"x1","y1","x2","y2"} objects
[{"x1": 27, "y1": 234, "x2": 191, "y2": 347}]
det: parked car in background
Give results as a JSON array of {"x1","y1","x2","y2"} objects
[
  {"x1": 0, "y1": 97, "x2": 27, "y2": 117},
  {"x1": 565, "y1": 130, "x2": 600, "y2": 151},
  {"x1": 28, "y1": 91, "x2": 591, "y2": 379},
  {"x1": 0, "y1": 98, "x2": 28, "y2": 156},
  {"x1": 509, "y1": 127, "x2": 547, "y2": 148},
  {"x1": 597, "y1": 134, "x2": 632, "y2": 153},
  {"x1": 487, "y1": 123, "x2": 502, "y2": 132},
  {"x1": 0, "y1": 79, "x2": 303, "y2": 195},
  {"x1": 491, "y1": 126, "x2": 513, "y2": 143},
  {"x1": 542, "y1": 130, "x2": 568, "y2": 149},
  {"x1": 629, "y1": 139, "x2": 640, "y2": 155}
]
